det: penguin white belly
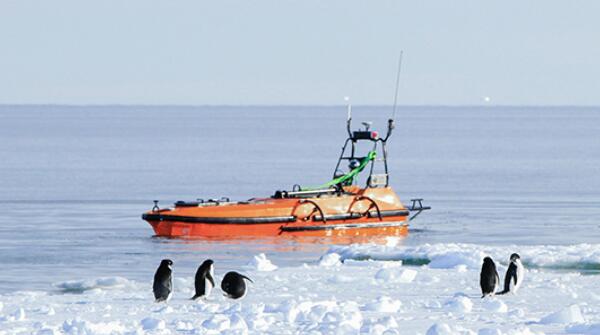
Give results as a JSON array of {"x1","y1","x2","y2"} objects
[
  {"x1": 205, "y1": 278, "x2": 213, "y2": 297},
  {"x1": 512, "y1": 261, "x2": 524, "y2": 293},
  {"x1": 167, "y1": 266, "x2": 173, "y2": 302},
  {"x1": 167, "y1": 278, "x2": 173, "y2": 302},
  {"x1": 493, "y1": 273, "x2": 499, "y2": 295}
]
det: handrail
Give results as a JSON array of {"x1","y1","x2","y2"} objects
[
  {"x1": 348, "y1": 195, "x2": 382, "y2": 221},
  {"x1": 291, "y1": 199, "x2": 327, "y2": 223}
]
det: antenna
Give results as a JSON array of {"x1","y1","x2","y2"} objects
[
  {"x1": 344, "y1": 96, "x2": 351, "y2": 120},
  {"x1": 344, "y1": 96, "x2": 353, "y2": 138},
  {"x1": 391, "y1": 51, "x2": 404, "y2": 120}
]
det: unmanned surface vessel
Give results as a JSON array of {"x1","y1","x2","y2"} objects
[{"x1": 142, "y1": 104, "x2": 430, "y2": 238}]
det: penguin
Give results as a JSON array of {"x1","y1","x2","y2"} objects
[
  {"x1": 191, "y1": 259, "x2": 215, "y2": 300},
  {"x1": 498, "y1": 253, "x2": 524, "y2": 295},
  {"x1": 221, "y1": 271, "x2": 253, "y2": 299},
  {"x1": 153, "y1": 259, "x2": 173, "y2": 302},
  {"x1": 480, "y1": 257, "x2": 499, "y2": 298}
]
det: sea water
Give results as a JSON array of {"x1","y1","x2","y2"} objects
[{"x1": 0, "y1": 105, "x2": 599, "y2": 293}]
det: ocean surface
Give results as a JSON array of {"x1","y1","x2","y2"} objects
[{"x1": 0, "y1": 105, "x2": 599, "y2": 293}]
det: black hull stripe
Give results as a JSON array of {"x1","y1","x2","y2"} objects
[
  {"x1": 142, "y1": 209, "x2": 409, "y2": 225},
  {"x1": 312, "y1": 209, "x2": 409, "y2": 221},
  {"x1": 281, "y1": 222, "x2": 408, "y2": 232},
  {"x1": 142, "y1": 214, "x2": 296, "y2": 224}
]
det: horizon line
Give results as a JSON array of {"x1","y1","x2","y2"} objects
[{"x1": 1, "y1": 103, "x2": 599, "y2": 108}]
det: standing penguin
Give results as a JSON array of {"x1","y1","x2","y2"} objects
[
  {"x1": 191, "y1": 259, "x2": 215, "y2": 300},
  {"x1": 480, "y1": 257, "x2": 499, "y2": 298},
  {"x1": 221, "y1": 271, "x2": 253, "y2": 299},
  {"x1": 153, "y1": 259, "x2": 173, "y2": 302},
  {"x1": 498, "y1": 253, "x2": 525, "y2": 295}
]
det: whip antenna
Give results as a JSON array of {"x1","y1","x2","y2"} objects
[{"x1": 391, "y1": 51, "x2": 404, "y2": 120}]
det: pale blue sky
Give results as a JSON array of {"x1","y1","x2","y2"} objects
[{"x1": 1, "y1": 1, "x2": 599, "y2": 105}]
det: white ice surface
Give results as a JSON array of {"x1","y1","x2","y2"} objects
[
  {"x1": 247, "y1": 253, "x2": 278, "y2": 272},
  {"x1": 1, "y1": 246, "x2": 600, "y2": 334}
]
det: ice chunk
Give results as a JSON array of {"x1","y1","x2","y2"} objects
[
  {"x1": 540, "y1": 305, "x2": 585, "y2": 324},
  {"x1": 202, "y1": 314, "x2": 231, "y2": 331},
  {"x1": 426, "y1": 323, "x2": 467, "y2": 335},
  {"x1": 230, "y1": 313, "x2": 249, "y2": 331},
  {"x1": 140, "y1": 317, "x2": 166, "y2": 330},
  {"x1": 362, "y1": 315, "x2": 399, "y2": 334},
  {"x1": 63, "y1": 319, "x2": 126, "y2": 334},
  {"x1": 319, "y1": 253, "x2": 342, "y2": 267},
  {"x1": 175, "y1": 320, "x2": 194, "y2": 331},
  {"x1": 482, "y1": 299, "x2": 508, "y2": 313},
  {"x1": 444, "y1": 296, "x2": 473, "y2": 314},
  {"x1": 249, "y1": 253, "x2": 278, "y2": 272},
  {"x1": 362, "y1": 296, "x2": 402, "y2": 313},
  {"x1": 4, "y1": 307, "x2": 26, "y2": 321},
  {"x1": 375, "y1": 267, "x2": 417, "y2": 283},
  {"x1": 428, "y1": 323, "x2": 476, "y2": 335}
]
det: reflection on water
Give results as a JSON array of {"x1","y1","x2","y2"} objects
[{"x1": 152, "y1": 234, "x2": 405, "y2": 248}]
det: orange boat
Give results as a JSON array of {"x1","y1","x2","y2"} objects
[{"x1": 142, "y1": 107, "x2": 430, "y2": 238}]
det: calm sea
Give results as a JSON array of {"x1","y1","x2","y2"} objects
[{"x1": 0, "y1": 105, "x2": 599, "y2": 292}]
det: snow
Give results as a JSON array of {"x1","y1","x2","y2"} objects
[
  {"x1": 247, "y1": 253, "x2": 278, "y2": 272},
  {"x1": 141, "y1": 317, "x2": 166, "y2": 330},
  {"x1": 1, "y1": 244, "x2": 600, "y2": 334},
  {"x1": 482, "y1": 299, "x2": 508, "y2": 313},
  {"x1": 540, "y1": 305, "x2": 585, "y2": 324},
  {"x1": 361, "y1": 296, "x2": 402, "y2": 313},
  {"x1": 566, "y1": 323, "x2": 600, "y2": 334},
  {"x1": 444, "y1": 295, "x2": 473, "y2": 314},
  {"x1": 374, "y1": 266, "x2": 417, "y2": 284},
  {"x1": 318, "y1": 252, "x2": 342, "y2": 267}
]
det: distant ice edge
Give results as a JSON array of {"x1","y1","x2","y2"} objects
[{"x1": 327, "y1": 242, "x2": 600, "y2": 271}]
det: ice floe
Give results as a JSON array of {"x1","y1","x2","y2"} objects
[
  {"x1": 1, "y1": 246, "x2": 599, "y2": 334},
  {"x1": 328, "y1": 243, "x2": 600, "y2": 270}
]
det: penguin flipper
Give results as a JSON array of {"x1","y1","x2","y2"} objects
[
  {"x1": 503, "y1": 263, "x2": 517, "y2": 293},
  {"x1": 241, "y1": 275, "x2": 253, "y2": 283},
  {"x1": 207, "y1": 273, "x2": 215, "y2": 287}
]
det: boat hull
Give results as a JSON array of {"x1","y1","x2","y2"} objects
[
  {"x1": 142, "y1": 187, "x2": 410, "y2": 238},
  {"x1": 145, "y1": 217, "x2": 409, "y2": 238}
]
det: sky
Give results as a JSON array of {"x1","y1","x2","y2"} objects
[{"x1": 1, "y1": 1, "x2": 599, "y2": 105}]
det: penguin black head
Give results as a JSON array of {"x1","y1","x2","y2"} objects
[
  {"x1": 197, "y1": 259, "x2": 214, "y2": 276},
  {"x1": 200, "y1": 259, "x2": 214, "y2": 269},
  {"x1": 510, "y1": 253, "x2": 520, "y2": 262},
  {"x1": 483, "y1": 257, "x2": 494, "y2": 265},
  {"x1": 160, "y1": 259, "x2": 173, "y2": 268}
]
